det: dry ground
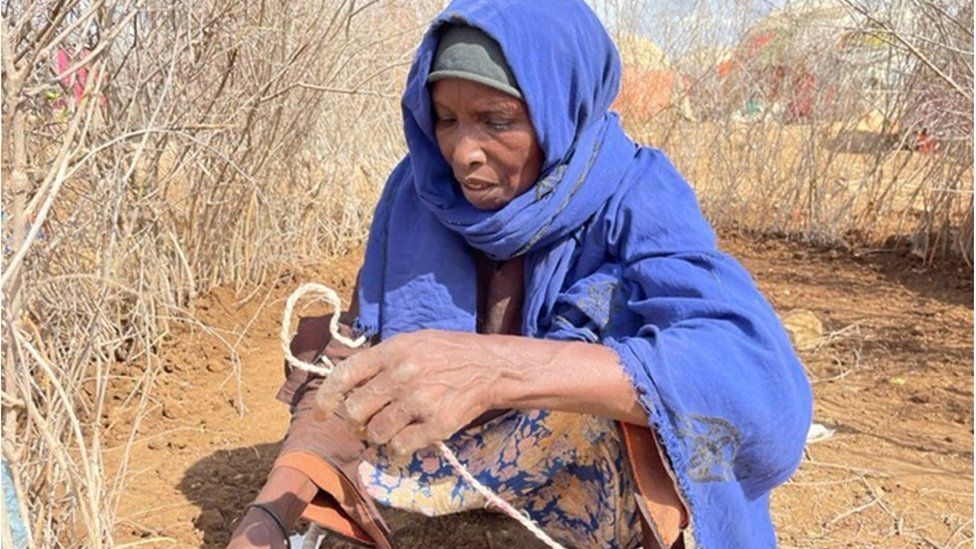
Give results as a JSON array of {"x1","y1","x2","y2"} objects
[{"x1": 108, "y1": 233, "x2": 973, "y2": 548}]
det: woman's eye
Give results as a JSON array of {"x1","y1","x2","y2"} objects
[
  {"x1": 487, "y1": 119, "x2": 512, "y2": 131},
  {"x1": 435, "y1": 115, "x2": 456, "y2": 126}
]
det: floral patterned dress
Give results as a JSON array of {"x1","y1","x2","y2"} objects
[{"x1": 359, "y1": 409, "x2": 642, "y2": 548}]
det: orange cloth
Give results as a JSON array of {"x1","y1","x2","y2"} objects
[
  {"x1": 274, "y1": 451, "x2": 391, "y2": 548},
  {"x1": 620, "y1": 422, "x2": 690, "y2": 548}
]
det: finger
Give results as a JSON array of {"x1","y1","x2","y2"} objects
[
  {"x1": 341, "y1": 370, "x2": 398, "y2": 428},
  {"x1": 388, "y1": 423, "x2": 441, "y2": 456},
  {"x1": 314, "y1": 351, "x2": 381, "y2": 415},
  {"x1": 364, "y1": 400, "x2": 415, "y2": 446}
]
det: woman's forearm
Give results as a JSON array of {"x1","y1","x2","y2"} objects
[
  {"x1": 481, "y1": 334, "x2": 649, "y2": 425},
  {"x1": 254, "y1": 466, "x2": 318, "y2": 526},
  {"x1": 317, "y1": 329, "x2": 649, "y2": 455},
  {"x1": 227, "y1": 467, "x2": 317, "y2": 548}
]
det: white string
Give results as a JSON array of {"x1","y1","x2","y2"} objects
[
  {"x1": 436, "y1": 441, "x2": 564, "y2": 549},
  {"x1": 282, "y1": 284, "x2": 565, "y2": 549},
  {"x1": 280, "y1": 283, "x2": 367, "y2": 376}
]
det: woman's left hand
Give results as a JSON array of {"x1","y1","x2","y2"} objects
[{"x1": 314, "y1": 329, "x2": 512, "y2": 456}]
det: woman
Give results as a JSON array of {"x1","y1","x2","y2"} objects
[{"x1": 230, "y1": 1, "x2": 812, "y2": 547}]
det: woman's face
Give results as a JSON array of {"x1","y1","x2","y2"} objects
[{"x1": 431, "y1": 78, "x2": 543, "y2": 210}]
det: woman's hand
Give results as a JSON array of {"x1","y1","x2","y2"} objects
[
  {"x1": 314, "y1": 329, "x2": 509, "y2": 455},
  {"x1": 315, "y1": 329, "x2": 648, "y2": 455}
]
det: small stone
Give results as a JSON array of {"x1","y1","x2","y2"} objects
[
  {"x1": 908, "y1": 393, "x2": 929, "y2": 404},
  {"x1": 147, "y1": 440, "x2": 161, "y2": 450},
  {"x1": 194, "y1": 509, "x2": 224, "y2": 532},
  {"x1": 780, "y1": 309, "x2": 824, "y2": 351}
]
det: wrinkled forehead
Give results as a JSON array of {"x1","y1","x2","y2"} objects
[
  {"x1": 428, "y1": 79, "x2": 526, "y2": 117},
  {"x1": 404, "y1": 0, "x2": 621, "y2": 172}
]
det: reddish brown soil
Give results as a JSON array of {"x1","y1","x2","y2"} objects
[{"x1": 109, "y1": 233, "x2": 973, "y2": 548}]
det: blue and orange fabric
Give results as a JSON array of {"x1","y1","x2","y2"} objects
[{"x1": 361, "y1": 410, "x2": 641, "y2": 548}]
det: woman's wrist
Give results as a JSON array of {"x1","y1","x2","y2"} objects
[
  {"x1": 229, "y1": 508, "x2": 289, "y2": 549},
  {"x1": 253, "y1": 466, "x2": 318, "y2": 527},
  {"x1": 229, "y1": 467, "x2": 315, "y2": 548},
  {"x1": 482, "y1": 334, "x2": 648, "y2": 425},
  {"x1": 464, "y1": 332, "x2": 532, "y2": 410},
  {"x1": 484, "y1": 335, "x2": 587, "y2": 410}
]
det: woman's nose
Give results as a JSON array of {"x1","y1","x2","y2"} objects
[{"x1": 453, "y1": 125, "x2": 487, "y2": 170}]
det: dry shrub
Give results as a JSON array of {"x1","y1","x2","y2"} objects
[
  {"x1": 1, "y1": 0, "x2": 438, "y2": 545},
  {"x1": 604, "y1": 0, "x2": 973, "y2": 264}
]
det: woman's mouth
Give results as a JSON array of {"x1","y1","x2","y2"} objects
[{"x1": 460, "y1": 178, "x2": 494, "y2": 192}]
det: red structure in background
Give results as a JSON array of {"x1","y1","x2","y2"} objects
[
  {"x1": 722, "y1": 29, "x2": 839, "y2": 123},
  {"x1": 52, "y1": 47, "x2": 108, "y2": 116},
  {"x1": 613, "y1": 68, "x2": 676, "y2": 122}
]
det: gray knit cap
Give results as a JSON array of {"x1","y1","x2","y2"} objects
[{"x1": 427, "y1": 25, "x2": 522, "y2": 99}]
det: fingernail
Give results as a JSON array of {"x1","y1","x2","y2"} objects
[{"x1": 366, "y1": 430, "x2": 381, "y2": 446}]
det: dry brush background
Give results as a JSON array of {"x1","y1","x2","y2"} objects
[{"x1": 0, "y1": 0, "x2": 972, "y2": 546}]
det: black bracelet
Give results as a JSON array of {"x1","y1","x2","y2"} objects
[{"x1": 245, "y1": 502, "x2": 292, "y2": 549}]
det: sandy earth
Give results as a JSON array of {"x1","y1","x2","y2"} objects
[{"x1": 108, "y1": 233, "x2": 973, "y2": 548}]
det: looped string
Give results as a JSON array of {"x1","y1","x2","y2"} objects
[
  {"x1": 281, "y1": 283, "x2": 367, "y2": 375},
  {"x1": 282, "y1": 284, "x2": 565, "y2": 549}
]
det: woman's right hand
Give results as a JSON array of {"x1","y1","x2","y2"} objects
[{"x1": 226, "y1": 508, "x2": 288, "y2": 549}]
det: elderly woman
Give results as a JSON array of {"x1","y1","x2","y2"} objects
[{"x1": 229, "y1": 1, "x2": 812, "y2": 548}]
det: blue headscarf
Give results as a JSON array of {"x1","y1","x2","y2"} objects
[{"x1": 357, "y1": 1, "x2": 812, "y2": 546}]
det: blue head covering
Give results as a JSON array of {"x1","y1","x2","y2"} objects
[
  {"x1": 356, "y1": 1, "x2": 813, "y2": 546},
  {"x1": 357, "y1": 0, "x2": 639, "y2": 338},
  {"x1": 400, "y1": 0, "x2": 634, "y2": 260}
]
